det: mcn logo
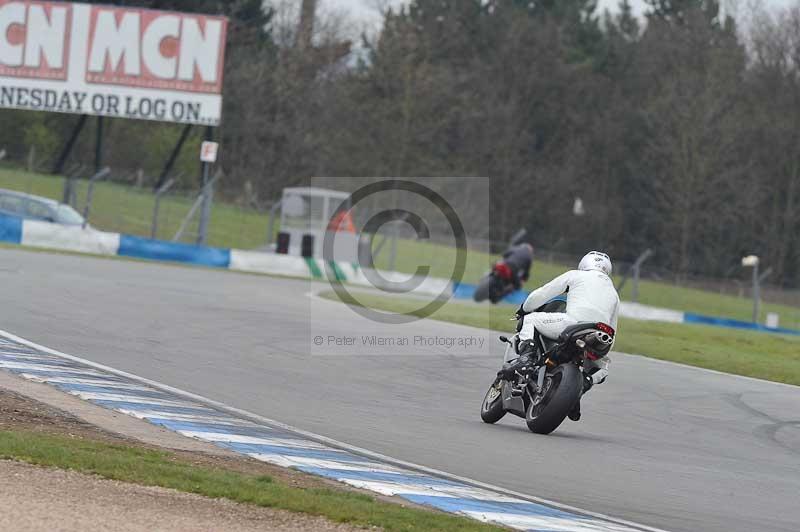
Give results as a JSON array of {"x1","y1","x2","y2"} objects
[
  {"x1": 0, "y1": 1, "x2": 70, "y2": 80},
  {"x1": 87, "y1": 7, "x2": 225, "y2": 93},
  {"x1": 0, "y1": 1, "x2": 226, "y2": 94}
]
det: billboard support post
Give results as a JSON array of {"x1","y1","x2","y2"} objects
[
  {"x1": 94, "y1": 116, "x2": 105, "y2": 174},
  {"x1": 155, "y1": 124, "x2": 193, "y2": 191},
  {"x1": 53, "y1": 115, "x2": 89, "y2": 175}
]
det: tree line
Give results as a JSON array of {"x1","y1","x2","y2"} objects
[{"x1": 2, "y1": 0, "x2": 800, "y2": 287}]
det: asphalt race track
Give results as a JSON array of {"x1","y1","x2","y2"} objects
[{"x1": 1, "y1": 248, "x2": 799, "y2": 532}]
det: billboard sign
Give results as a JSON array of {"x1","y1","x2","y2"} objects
[{"x1": 0, "y1": 1, "x2": 227, "y2": 125}]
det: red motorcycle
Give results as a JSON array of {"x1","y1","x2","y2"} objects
[{"x1": 473, "y1": 261, "x2": 516, "y2": 303}]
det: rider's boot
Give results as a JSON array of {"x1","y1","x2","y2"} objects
[
  {"x1": 568, "y1": 400, "x2": 581, "y2": 421},
  {"x1": 497, "y1": 339, "x2": 536, "y2": 380},
  {"x1": 568, "y1": 373, "x2": 595, "y2": 421}
]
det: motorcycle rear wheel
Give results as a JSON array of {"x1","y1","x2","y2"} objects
[
  {"x1": 480, "y1": 379, "x2": 506, "y2": 424},
  {"x1": 525, "y1": 364, "x2": 582, "y2": 434}
]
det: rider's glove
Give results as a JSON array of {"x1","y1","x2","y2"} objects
[
  {"x1": 517, "y1": 339, "x2": 536, "y2": 356},
  {"x1": 514, "y1": 305, "x2": 528, "y2": 333}
]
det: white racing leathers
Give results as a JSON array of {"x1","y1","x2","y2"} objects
[{"x1": 519, "y1": 269, "x2": 620, "y2": 372}]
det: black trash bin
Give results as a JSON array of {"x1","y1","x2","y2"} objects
[
  {"x1": 276, "y1": 232, "x2": 290, "y2": 254},
  {"x1": 301, "y1": 234, "x2": 315, "y2": 258}
]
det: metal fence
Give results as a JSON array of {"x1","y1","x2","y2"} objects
[{"x1": 0, "y1": 157, "x2": 275, "y2": 249}]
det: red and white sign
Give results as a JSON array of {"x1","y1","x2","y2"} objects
[
  {"x1": 0, "y1": 1, "x2": 227, "y2": 124},
  {"x1": 0, "y1": 1, "x2": 70, "y2": 81},
  {"x1": 200, "y1": 141, "x2": 218, "y2": 163}
]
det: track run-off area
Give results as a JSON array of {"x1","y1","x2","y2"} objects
[{"x1": 1, "y1": 248, "x2": 798, "y2": 532}]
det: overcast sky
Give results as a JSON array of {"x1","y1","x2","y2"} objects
[{"x1": 320, "y1": 0, "x2": 796, "y2": 30}]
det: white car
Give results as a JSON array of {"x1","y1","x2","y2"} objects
[{"x1": 0, "y1": 189, "x2": 87, "y2": 226}]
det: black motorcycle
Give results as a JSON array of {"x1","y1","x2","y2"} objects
[{"x1": 480, "y1": 297, "x2": 614, "y2": 434}]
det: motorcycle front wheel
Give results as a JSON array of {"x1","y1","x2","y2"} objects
[
  {"x1": 525, "y1": 364, "x2": 582, "y2": 434},
  {"x1": 480, "y1": 378, "x2": 506, "y2": 424},
  {"x1": 473, "y1": 275, "x2": 494, "y2": 302},
  {"x1": 488, "y1": 279, "x2": 506, "y2": 303}
]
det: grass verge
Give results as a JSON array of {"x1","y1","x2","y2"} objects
[
  {"x1": 0, "y1": 430, "x2": 502, "y2": 532},
  {"x1": 319, "y1": 290, "x2": 800, "y2": 386}
]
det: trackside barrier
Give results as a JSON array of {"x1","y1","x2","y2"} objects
[
  {"x1": 118, "y1": 234, "x2": 230, "y2": 268},
  {"x1": 0, "y1": 214, "x2": 22, "y2": 243},
  {"x1": 349, "y1": 268, "x2": 453, "y2": 296},
  {"x1": 619, "y1": 302, "x2": 684, "y2": 324},
  {"x1": 0, "y1": 214, "x2": 449, "y2": 296},
  {"x1": 452, "y1": 282, "x2": 527, "y2": 305},
  {"x1": 683, "y1": 313, "x2": 800, "y2": 336},
  {"x1": 23, "y1": 220, "x2": 120, "y2": 255},
  {"x1": 229, "y1": 250, "x2": 322, "y2": 279},
  {"x1": 453, "y1": 284, "x2": 684, "y2": 323},
  {"x1": 452, "y1": 282, "x2": 800, "y2": 336}
]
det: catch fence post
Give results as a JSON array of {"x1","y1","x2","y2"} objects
[
  {"x1": 82, "y1": 167, "x2": 111, "y2": 228},
  {"x1": 631, "y1": 249, "x2": 654, "y2": 303},
  {"x1": 197, "y1": 126, "x2": 215, "y2": 246},
  {"x1": 151, "y1": 177, "x2": 176, "y2": 239}
]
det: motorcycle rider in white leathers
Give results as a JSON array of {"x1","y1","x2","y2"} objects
[{"x1": 502, "y1": 251, "x2": 619, "y2": 420}]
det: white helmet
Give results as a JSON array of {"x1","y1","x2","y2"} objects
[{"x1": 578, "y1": 251, "x2": 612, "y2": 276}]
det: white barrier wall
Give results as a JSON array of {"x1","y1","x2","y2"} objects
[
  {"x1": 21, "y1": 221, "x2": 121, "y2": 256},
  {"x1": 229, "y1": 250, "x2": 318, "y2": 279},
  {"x1": 618, "y1": 302, "x2": 685, "y2": 323},
  {"x1": 348, "y1": 268, "x2": 453, "y2": 298}
]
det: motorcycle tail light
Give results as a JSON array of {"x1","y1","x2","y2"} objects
[
  {"x1": 585, "y1": 350, "x2": 603, "y2": 361},
  {"x1": 493, "y1": 262, "x2": 513, "y2": 281},
  {"x1": 596, "y1": 322, "x2": 615, "y2": 336}
]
